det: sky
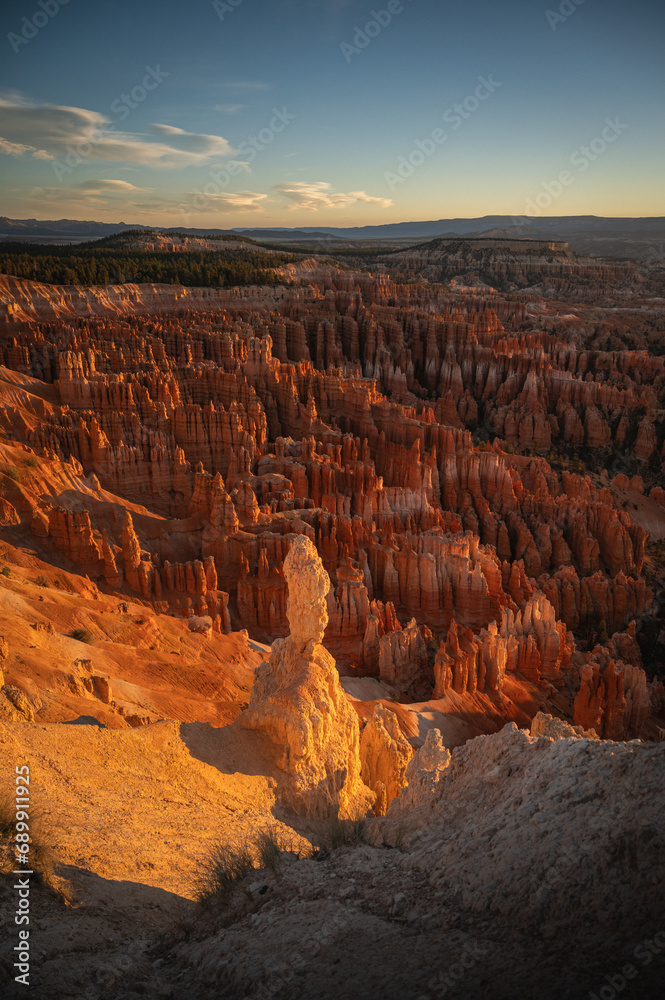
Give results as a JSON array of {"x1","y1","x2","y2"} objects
[{"x1": 0, "y1": 0, "x2": 663, "y2": 229}]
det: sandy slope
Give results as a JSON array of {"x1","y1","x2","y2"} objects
[{"x1": 0, "y1": 718, "x2": 291, "y2": 897}]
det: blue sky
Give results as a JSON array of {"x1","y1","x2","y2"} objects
[{"x1": 0, "y1": 0, "x2": 663, "y2": 227}]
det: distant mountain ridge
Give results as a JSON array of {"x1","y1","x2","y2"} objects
[{"x1": 1, "y1": 215, "x2": 664, "y2": 259}]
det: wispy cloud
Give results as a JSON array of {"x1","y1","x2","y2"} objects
[
  {"x1": 149, "y1": 123, "x2": 235, "y2": 156},
  {"x1": 76, "y1": 179, "x2": 144, "y2": 193},
  {"x1": 194, "y1": 190, "x2": 268, "y2": 212},
  {"x1": 273, "y1": 181, "x2": 392, "y2": 210},
  {"x1": 0, "y1": 95, "x2": 237, "y2": 168},
  {"x1": 24, "y1": 182, "x2": 189, "y2": 217},
  {"x1": 0, "y1": 136, "x2": 53, "y2": 159}
]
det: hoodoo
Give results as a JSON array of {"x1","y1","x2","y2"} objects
[{"x1": 240, "y1": 534, "x2": 375, "y2": 819}]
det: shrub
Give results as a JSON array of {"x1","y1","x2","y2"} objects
[
  {"x1": 314, "y1": 816, "x2": 367, "y2": 852},
  {"x1": 69, "y1": 628, "x2": 92, "y2": 644},
  {"x1": 194, "y1": 841, "x2": 255, "y2": 904},
  {"x1": 256, "y1": 827, "x2": 282, "y2": 873},
  {"x1": 24, "y1": 457, "x2": 39, "y2": 469},
  {"x1": 194, "y1": 827, "x2": 312, "y2": 904},
  {"x1": 4, "y1": 467, "x2": 20, "y2": 483},
  {"x1": 0, "y1": 794, "x2": 73, "y2": 902},
  {"x1": 1, "y1": 567, "x2": 10, "y2": 578},
  {"x1": 36, "y1": 574, "x2": 48, "y2": 587},
  {"x1": 254, "y1": 826, "x2": 312, "y2": 872}
]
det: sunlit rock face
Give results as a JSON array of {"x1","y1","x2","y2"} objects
[
  {"x1": 284, "y1": 533, "x2": 331, "y2": 644},
  {"x1": 241, "y1": 535, "x2": 374, "y2": 819},
  {"x1": 360, "y1": 702, "x2": 413, "y2": 816}
]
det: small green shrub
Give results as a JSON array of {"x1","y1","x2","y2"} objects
[
  {"x1": 36, "y1": 574, "x2": 48, "y2": 587},
  {"x1": 69, "y1": 628, "x2": 92, "y2": 644},
  {"x1": 4, "y1": 467, "x2": 20, "y2": 483},
  {"x1": 1, "y1": 567, "x2": 10, "y2": 578},
  {"x1": 24, "y1": 457, "x2": 39, "y2": 469}
]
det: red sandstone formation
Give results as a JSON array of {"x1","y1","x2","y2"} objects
[
  {"x1": 573, "y1": 623, "x2": 653, "y2": 739},
  {"x1": 1, "y1": 257, "x2": 664, "y2": 740}
]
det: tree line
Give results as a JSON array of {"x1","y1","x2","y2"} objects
[{"x1": 0, "y1": 244, "x2": 298, "y2": 288}]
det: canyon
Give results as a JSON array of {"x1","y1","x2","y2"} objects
[
  {"x1": 1, "y1": 234, "x2": 664, "y2": 999},
  {"x1": 1, "y1": 240, "x2": 664, "y2": 745}
]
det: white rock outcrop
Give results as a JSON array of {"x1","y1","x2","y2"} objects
[
  {"x1": 387, "y1": 727, "x2": 452, "y2": 816},
  {"x1": 241, "y1": 534, "x2": 374, "y2": 819}
]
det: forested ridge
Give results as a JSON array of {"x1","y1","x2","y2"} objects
[{"x1": 0, "y1": 242, "x2": 299, "y2": 287}]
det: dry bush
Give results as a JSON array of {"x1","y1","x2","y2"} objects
[
  {"x1": 255, "y1": 824, "x2": 311, "y2": 871},
  {"x1": 194, "y1": 841, "x2": 255, "y2": 905},
  {"x1": 0, "y1": 792, "x2": 74, "y2": 903},
  {"x1": 313, "y1": 816, "x2": 368, "y2": 852},
  {"x1": 194, "y1": 826, "x2": 313, "y2": 905},
  {"x1": 255, "y1": 826, "x2": 283, "y2": 873},
  {"x1": 69, "y1": 628, "x2": 92, "y2": 644}
]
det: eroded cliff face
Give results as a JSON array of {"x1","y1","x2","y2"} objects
[
  {"x1": 1, "y1": 259, "x2": 664, "y2": 741},
  {"x1": 386, "y1": 236, "x2": 635, "y2": 292}
]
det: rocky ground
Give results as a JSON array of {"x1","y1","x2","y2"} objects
[{"x1": 1, "y1": 719, "x2": 663, "y2": 1000}]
